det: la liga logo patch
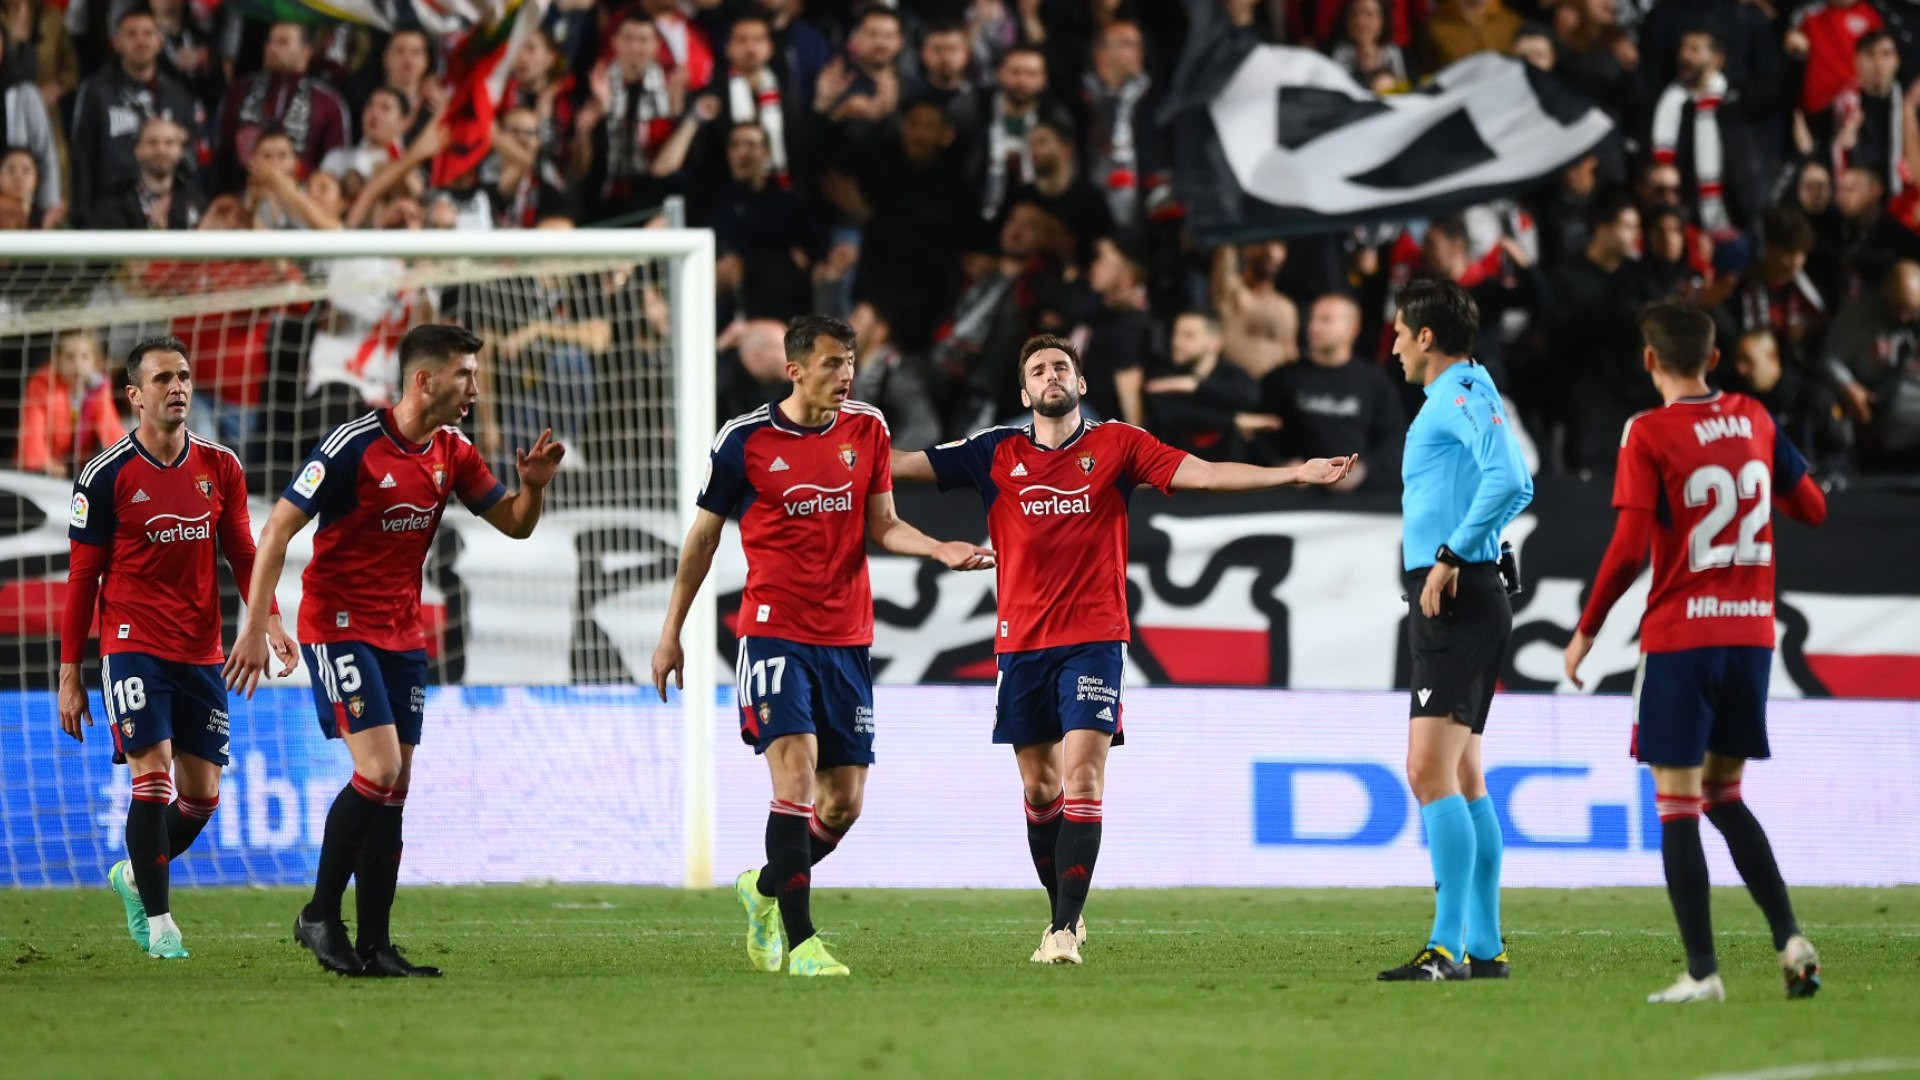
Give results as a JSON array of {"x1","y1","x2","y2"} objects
[
  {"x1": 293, "y1": 461, "x2": 326, "y2": 498},
  {"x1": 69, "y1": 492, "x2": 88, "y2": 528}
]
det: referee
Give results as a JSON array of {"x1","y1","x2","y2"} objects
[{"x1": 1378, "y1": 278, "x2": 1533, "y2": 983}]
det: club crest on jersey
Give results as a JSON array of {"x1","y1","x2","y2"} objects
[
  {"x1": 838, "y1": 443, "x2": 857, "y2": 469},
  {"x1": 1077, "y1": 453, "x2": 1096, "y2": 475},
  {"x1": 432, "y1": 464, "x2": 448, "y2": 490},
  {"x1": 758, "y1": 702, "x2": 771, "y2": 724},
  {"x1": 121, "y1": 717, "x2": 134, "y2": 737},
  {"x1": 346, "y1": 696, "x2": 365, "y2": 719},
  {"x1": 195, "y1": 474, "x2": 213, "y2": 497}
]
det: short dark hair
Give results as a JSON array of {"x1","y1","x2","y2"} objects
[
  {"x1": 853, "y1": 2, "x2": 901, "y2": 30},
  {"x1": 1762, "y1": 203, "x2": 1817, "y2": 254},
  {"x1": 1586, "y1": 187, "x2": 1638, "y2": 231},
  {"x1": 1639, "y1": 298, "x2": 1717, "y2": 376},
  {"x1": 399, "y1": 323, "x2": 485, "y2": 382},
  {"x1": 784, "y1": 314, "x2": 856, "y2": 366},
  {"x1": 271, "y1": 20, "x2": 315, "y2": 45},
  {"x1": 127, "y1": 335, "x2": 188, "y2": 385},
  {"x1": 1425, "y1": 213, "x2": 1469, "y2": 244},
  {"x1": 1679, "y1": 26, "x2": 1725, "y2": 55},
  {"x1": 1858, "y1": 28, "x2": 1896, "y2": 54},
  {"x1": 999, "y1": 43, "x2": 1046, "y2": 68},
  {"x1": 369, "y1": 83, "x2": 412, "y2": 116},
  {"x1": 1395, "y1": 277, "x2": 1479, "y2": 357},
  {"x1": 1174, "y1": 309, "x2": 1222, "y2": 334},
  {"x1": 617, "y1": 10, "x2": 657, "y2": 33},
  {"x1": 1033, "y1": 115, "x2": 1076, "y2": 145},
  {"x1": 729, "y1": 13, "x2": 772, "y2": 39},
  {"x1": 922, "y1": 16, "x2": 968, "y2": 39},
  {"x1": 1017, "y1": 334, "x2": 1082, "y2": 379},
  {"x1": 114, "y1": 5, "x2": 156, "y2": 32}
]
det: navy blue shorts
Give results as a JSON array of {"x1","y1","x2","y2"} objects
[
  {"x1": 994, "y1": 642, "x2": 1126, "y2": 748},
  {"x1": 1632, "y1": 646, "x2": 1772, "y2": 767},
  {"x1": 300, "y1": 641, "x2": 429, "y2": 745},
  {"x1": 100, "y1": 652, "x2": 230, "y2": 766},
  {"x1": 735, "y1": 637, "x2": 875, "y2": 768}
]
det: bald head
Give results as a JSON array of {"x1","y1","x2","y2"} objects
[
  {"x1": 1887, "y1": 261, "x2": 1920, "y2": 323},
  {"x1": 739, "y1": 318, "x2": 789, "y2": 382},
  {"x1": 1306, "y1": 294, "x2": 1362, "y2": 364}
]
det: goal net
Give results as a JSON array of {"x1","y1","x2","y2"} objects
[{"x1": 0, "y1": 229, "x2": 716, "y2": 890}]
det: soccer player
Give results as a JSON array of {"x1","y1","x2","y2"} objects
[
  {"x1": 224, "y1": 324, "x2": 564, "y2": 977},
  {"x1": 892, "y1": 334, "x2": 1355, "y2": 965},
  {"x1": 56, "y1": 336, "x2": 297, "y2": 960},
  {"x1": 1379, "y1": 279, "x2": 1532, "y2": 983},
  {"x1": 651, "y1": 315, "x2": 993, "y2": 978},
  {"x1": 1565, "y1": 299, "x2": 1827, "y2": 1004}
]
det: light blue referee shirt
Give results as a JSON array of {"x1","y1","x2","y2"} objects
[{"x1": 1401, "y1": 361, "x2": 1533, "y2": 572}]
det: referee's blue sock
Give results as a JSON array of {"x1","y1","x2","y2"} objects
[
  {"x1": 1464, "y1": 795, "x2": 1505, "y2": 959},
  {"x1": 1421, "y1": 794, "x2": 1475, "y2": 960}
]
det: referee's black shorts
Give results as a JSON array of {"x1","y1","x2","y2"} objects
[{"x1": 1405, "y1": 562, "x2": 1513, "y2": 733}]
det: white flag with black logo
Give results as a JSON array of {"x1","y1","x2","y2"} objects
[{"x1": 1166, "y1": 2, "x2": 1613, "y2": 241}]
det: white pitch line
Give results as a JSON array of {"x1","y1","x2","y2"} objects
[{"x1": 1696, "y1": 1059, "x2": 1920, "y2": 1080}]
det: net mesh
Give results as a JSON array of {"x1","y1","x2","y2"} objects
[{"x1": 0, "y1": 241, "x2": 705, "y2": 886}]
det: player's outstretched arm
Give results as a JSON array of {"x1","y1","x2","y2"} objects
[
  {"x1": 1168, "y1": 453, "x2": 1358, "y2": 492},
  {"x1": 652, "y1": 508, "x2": 728, "y2": 702},
  {"x1": 482, "y1": 429, "x2": 566, "y2": 539},
  {"x1": 225, "y1": 499, "x2": 314, "y2": 698},
  {"x1": 1563, "y1": 506, "x2": 1655, "y2": 690},
  {"x1": 890, "y1": 448, "x2": 936, "y2": 485},
  {"x1": 864, "y1": 491, "x2": 994, "y2": 570}
]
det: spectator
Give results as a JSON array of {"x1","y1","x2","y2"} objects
[
  {"x1": 1790, "y1": 160, "x2": 1846, "y2": 303},
  {"x1": 712, "y1": 15, "x2": 808, "y2": 193},
  {"x1": 0, "y1": 48, "x2": 62, "y2": 222},
  {"x1": 1531, "y1": 153, "x2": 1601, "y2": 270},
  {"x1": 1002, "y1": 116, "x2": 1113, "y2": 263},
  {"x1": 1262, "y1": 293, "x2": 1404, "y2": 490},
  {"x1": 1641, "y1": 205, "x2": 1710, "y2": 301},
  {"x1": 848, "y1": 300, "x2": 942, "y2": 450},
  {"x1": 0, "y1": 145, "x2": 45, "y2": 227},
  {"x1": 1804, "y1": 30, "x2": 1904, "y2": 198},
  {"x1": 811, "y1": 4, "x2": 903, "y2": 142},
  {"x1": 3, "y1": 0, "x2": 79, "y2": 118},
  {"x1": 148, "y1": 0, "x2": 218, "y2": 112},
  {"x1": 68, "y1": 5, "x2": 199, "y2": 228},
  {"x1": 1786, "y1": 0, "x2": 1883, "y2": 119},
  {"x1": 938, "y1": 201, "x2": 1065, "y2": 431},
  {"x1": 1824, "y1": 259, "x2": 1920, "y2": 473},
  {"x1": 245, "y1": 128, "x2": 341, "y2": 230},
  {"x1": 845, "y1": 98, "x2": 979, "y2": 351},
  {"x1": 87, "y1": 113, "x2": 202, "y2": 229},
  {"x1": 485, "y1": 219, "x2": 610, "y2": 469},
  {"x1": 212, "y1": 21, "x2": 350, "y2": 192},
  {"x1": 973, "y1": 44, "x2": 1058, "y2": 223},
  {"x1": 16, "y1": 328, "x2": 122, "y2": 477},
  {"x1": 579, "y1": 13, "x2": 701, "y2": 224},
  {"x1": 1330, "y1": 0, "x2": 1412, "y2": 93},
  {"x1": 1146, "y1": 311, "x2": 1279, "y2": 462},
  {"x1": 491, "y1": 105, "x2": 574, "y2": 228},
  {"x1": 716, "y1": 315, "x2": 789, "y2": 419},
  {"x1": 914, "y1": 17, "x2": 975, "y2": 137},
  {"x1": 1547, "y1": 189, "x2": 1658, "y2": 472},
  {"x1": 1832, "y1": 164, "x2": 1920, "y2": 302},
  {"x1": 379, "y1": 28, "x2": 445, "y2": 142},
  {"x1": 1722, "y1": 326, "x2": 1846, "y2": 474},
  {"x1": 1718, "y1": 204, "x2": 1827, "y2": 375},
  {"x1": 631, "y1": 0, "x2": 714, "y2": 91},
  {"x1": 320, "y1": 85, "x2": 410, "y2": 186},
  {"x1": 1550, "y1": 0, "x2": 1639, "y2": 127},
  {"x1": 712, "y1": 120, "x2": 814, "y2": 322},
  {"x1": 1421, "y1": 0, "x2": 1521, "y2": 72},
  {"x1": 1638, "y1": 0, "x2": 1784, "y2": 129},
  {"x1": 1649, "y1": 29, "x2": 1766, "y2": 238},
  {"x1": 539, "y1": 0, "x2": 599, "y2": 79},
  {"x1": 504, "y1": 28, "x2": 580, "y2": 151},
  {"x1": 1077, "y1": 237, "x2": 1152, "y2": 427},
  {"x1": 754, "y1": 0, "x2": 829, "y2": 105},
  {"x1": 1213, "y1": 241, "x2": 1300, "y2": 379},
  {"x1": 1078, "y1": 20, "x2": 1166, "y2": 245}
]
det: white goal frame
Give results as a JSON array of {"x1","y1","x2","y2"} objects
[{"x1": 1, "y1": 229, "x2": 719, "y2": 888}]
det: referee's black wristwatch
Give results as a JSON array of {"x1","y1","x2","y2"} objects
[{"x1": 1434, "y1": 544, "x2": 1467, "y2": 568}]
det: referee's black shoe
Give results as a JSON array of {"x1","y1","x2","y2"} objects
[
  {"x1": 1467, "y1": 951, "x2": 1512, "y2": 979},
  {"x1": 1378, "y1": 946, "x2": 1468, "y2": 981},
  {"x1": 294, "y1": 908, "x2": 367, "y2": 976},
  {"x1": 358, "y1": 943, "x2": 443, "y2": 978}
]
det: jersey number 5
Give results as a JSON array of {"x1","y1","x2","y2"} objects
[{"x1": 1684, "y1": 461, "x2": 1773, "y2": 572}]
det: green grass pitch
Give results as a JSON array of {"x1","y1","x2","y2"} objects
[{"x1": 3, "y1": 885, "x2": 1917, "y2": 1079}]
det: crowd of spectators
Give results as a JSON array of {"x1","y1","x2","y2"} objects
[{"x1": 10, "y1": 0, "x2": 1920, "y2": 487}]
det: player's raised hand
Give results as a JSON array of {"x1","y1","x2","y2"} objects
[
  {"x1": 651, "y1": 637, "x2": 685, "y2": 703},
  {"x1": 932, "y1": 540, "x2": 995, "y2": 571},
  {"x1": 517, "y1": 428, "x2": 566, "y2": 489},
  {"x1": 266, "y1": 613, "x2": 299, "y2": 678},
  {"x1": 223, "y1": 628, "x2": 273, "y2": 699},
  {"x1": 1564, "y1": 629, "x2": 1595, "y2": 691},
  {"x1": 56, "y1": 664, "x2": 91, "y2": 742},
  {"x1": 1295, "y1": 454, "x2": 1359, "y2": 486}
]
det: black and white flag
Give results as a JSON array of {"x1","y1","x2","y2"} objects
[{"x1": 1166, "y1": 1, "x2": 1613, "y2": 242}]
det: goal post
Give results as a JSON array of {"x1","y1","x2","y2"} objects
[{"x1": 0, "y1": 229, "x2": 717, "y2": 888}]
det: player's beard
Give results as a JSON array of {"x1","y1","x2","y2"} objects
[{"x1": 1033, "y1": 384, "x2": 1080, "y2": 419}]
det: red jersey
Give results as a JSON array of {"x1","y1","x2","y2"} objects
[
  {"x1": 1608, "y1": 392, "x2": 1811, "y2": 652},
  {"x1": 925, "y1": 419, "x2": 1188, "y2": 653},
  {"x1": 284, "y1": 410, "x2": 505, "y2": 652},
  {"x1": 697, "y1": 401, "x2": 892, "y2": 647},
  {"x1": 1796, "y1": 1, "x2": 1882, "y2": 115},
  {"x1": 66, "y1": 434, "x2": 260, "y2": 664}
]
